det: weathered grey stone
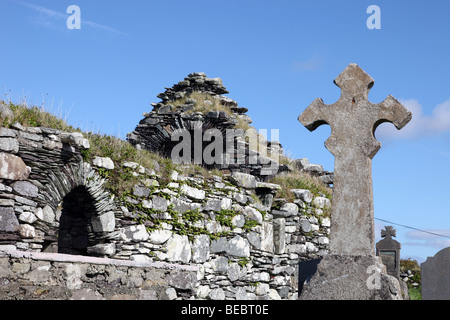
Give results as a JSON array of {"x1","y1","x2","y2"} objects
[
  {"x1": 0, "y1": 207, "x2": 19, "y2": 232},
  {"x1": 304, "y1": 163, "x2": 323, "y2": 173},
  {"x1": 171, "y1": 197, "x2": 191, "y2": 214},
  {"x1": 233, "y1": 193, "x2": 247, "y2": 205},
  {"x1": 71, "y1": 288, "x2": 104, "y2": 300},
  {"x1": 196, "y1": 286, "x2": 211, "y2": 299},
  {"x1": 18, "y1": 224, "x2": 36, "y2": 238},
  {"x1": 65, "y1": 263, "x2": 83, "y2": 290},
  {"x1": 165, "y1": 234, "x2": 191, "y2": 263},
  {"x1": 255, "y1": 181, "x2": 281, "y2": 190},
  {"x1": 260, "y1": 222, "x2": 274, "y2": 253},
  {"x1": 230, "y1": 171, "x2": 256, "y2": 189},
  {"x1": 148, "y1": 229, "x2": 172, "y2": 245},
  {"x1": 60, "y1": 132, "x2": 90, "y2": 149},
  {"x1": 243, "y1": 206, "x2": 263, "y2": 224},
  {"x1": 204, "y1": 198, "x2": 222, "y2": 212},
  {"x1": 227, "y1": 235, "x2": 250, "y2": 257},
  {"x1": 209, "y1": 288, "x2": 225, "y2": 300},
  {"x1": 0, "y1": 127, "x2": 16, "y2": 138},
  {"x1": 0, "y1": 183, "x2": 11, "y2": 192},
  {"x1": 11, "y1": 181, "x2": 39, "y2": 198},
  {"x1": 299, "y1": 255, "x2": 402, "y2": 300},
  {"x1": 289, "y1": 243, "x2": 307, "y2": 254},
  {"x1": 180, "y1": 184, "x2": 205, "y2": 200},
  {"x1": 0, "y1": 153, "x2": 30, "y2": 180},
  {"x1": 291, "y1": 189, "x2": 313, "y2": 203},
  {"x1": 151, "y1": 195, "x2": 168, "y2": 211},
  {"x1": 91, "y1": 211, "x2": 115, "y2": 232},
  {"x1": 38, "y1": 205, "x2": 55, "y2": 224},
  {"x1": 312, "y1": 196, "x2": 331, "y2": 209},
  {"x1": 120, "y1": 224, "x2": 149, "y2": 242},
  {"x1": 133, "y1": 185, "x2": 150, "y2": 197},
  {"x1": 227, "y1": 263, "x2": 245, "y2": 282},
  {"x1": 273, "y1": 218, "x2": 286, "y2": 254},
  {"x1": 213, "y1": 256, "x2": 229, "y2": 273},
  {"x1": 167, "y1": 271, "x2": 196, "y2": 290},
  {"x1": 87, "y1": 243, "x2": 116, "y2": 256},
  {"x1": 247, "y1": 231, "x2": 261, "y2": 249},
  {"x1": 271, "y1": 210, "x2": 292, "y2": 218},
  {"x1": 210, "y1": 237, "x2": 229, "y2": 253},
  {"x1": 0, "y1": 138, "x2": 19, "y2": 153},
  {"x1": 232, "y1": 214, "x2": 245, "y2": 228},
  {"x1": 0, "y1": 199, "x2": 14, "y2": 207},
  {"x1": 298, "y1": 63, "x2": 411, "y2": 256},
  {"x1": 300, "y1": 219, "x2": 312, "y2": 233},
  {"x1": 421, "y1": 247, "x2": 450, "y2": 300},
  {"x1": 165, "y1": 287, "x2": 177, "y2": 300},
  {"x1": 18, "y1": 211, "x2": 37, "y2": 224},
  {"x1": 280, "y1": 202, "x2": 299, "y2": 215},
  {"x1": 15, "y1": 195, "x2": 36, "y2": 207},
  {"x1": 93, "y1": 156, "x2": 114, "y2": 170},
  {"x1": 191, "y1": 234, "x2": 210, "y2": 263}
]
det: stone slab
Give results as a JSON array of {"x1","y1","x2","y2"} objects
[
  {"x1": 421, "y1": 247, "x2": 450, "y2": 300},
  {"x1": 299, "y1": 254, "x2": 402, "y2": 300}
]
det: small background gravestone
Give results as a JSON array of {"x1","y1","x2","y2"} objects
[
  {"x1": 376, "y1": 226, "x2": 401, "y2": 279},
  {"x1": 421, "y1": 247, "x2": 450, "y2": 300}
]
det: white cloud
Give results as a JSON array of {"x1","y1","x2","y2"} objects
[
  {"x1": 292, "y1": 55, "x2": 323, "y2": 71},
  {"x1": 376, "y1": 98, "x2": 450, "y2": 140},
  {"x1": 11, "y1": 0, "x2": 127, "y2": 36},
  {"x1": 404, "y1": 229, "x2": 450, "y2": 251}
]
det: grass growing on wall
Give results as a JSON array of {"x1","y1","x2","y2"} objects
[
  {"x1": 1, "y1": 99, "x2": 332, "y2": 206},
  {"x1": 164, "y1": 91, "x2": 250, "y2": 130},
  {"x1": 0, "y1": 100, "x2": 223, "y2": 195},
  {"x1": 1, "y1": 101, "x2": 79, "y2": 132},
  {"x1": 269, "y1": 171, "x2": 332, "y2": 201}
]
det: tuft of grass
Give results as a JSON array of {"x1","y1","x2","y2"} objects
[
  {"x1": 408, "y1": 286, "x2": 422, "y2": 300},
  {"x1": 164, "y1": 91, "x2": 250, "y2": 130},
  {"x1": 1, "y1": 101, "x2": 79, "y2": 132},
  {"x1": 269, "y1": 170, "x2": 332, "y2": 202}
]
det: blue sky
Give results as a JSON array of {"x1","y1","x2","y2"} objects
[{"x1": 1, "y1": 0, "x2": 449, "y2": 263}]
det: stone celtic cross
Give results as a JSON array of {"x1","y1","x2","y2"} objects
[
  {"x1": 381, "y1": 226, "x2": 396, "y2": 240},
  {"x1": 298, "y1": 63, "x2": 412, "y2": 256}
]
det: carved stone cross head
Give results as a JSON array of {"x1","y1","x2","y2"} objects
[
  {"x1": 298, "y1": 63, "x2": 412, "y2": 256},
  {"x1": 381, "y1": 226, "x2": 396, "y2": 239},
  {"x1": 300, "y1": 63, "x2": 412, "y2": 160}
]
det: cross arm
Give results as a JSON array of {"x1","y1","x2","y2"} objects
[
  {"x1": 298, "y1": 98, "x2": 333, "y2": 132},
  {"x1": 373, "y1": 95, "x2": 412, "y2": 132}
]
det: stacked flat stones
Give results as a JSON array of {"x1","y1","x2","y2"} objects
[
  {"x1": 127, "y1": 72, "x2": 282, "y2": 180},
  {"x1": 0, "y1": 120, "x2": 331, "y2": 299},
  {"x1": 0, "y1": 121, "x2": 116, "y2": 253}
]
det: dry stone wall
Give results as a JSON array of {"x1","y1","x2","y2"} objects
[
  {"x1": 0, "y1": 103, "x2": 331, "y2": 300},
  {"x1": 0, "y1": 246, "x2": 197, "y2": 300}
]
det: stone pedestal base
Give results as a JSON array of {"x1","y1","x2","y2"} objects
[{"x1": 299, "y1": 254, "x2": 403, "y2": 300}]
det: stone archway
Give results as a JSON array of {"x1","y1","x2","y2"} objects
[{"x1": 58, "y1": 185, "x2": 97, "y2": 255}]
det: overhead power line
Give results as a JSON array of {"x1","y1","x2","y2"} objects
[{"x1": 375, "y1": 217, "x2": 450, "y2": 240}]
